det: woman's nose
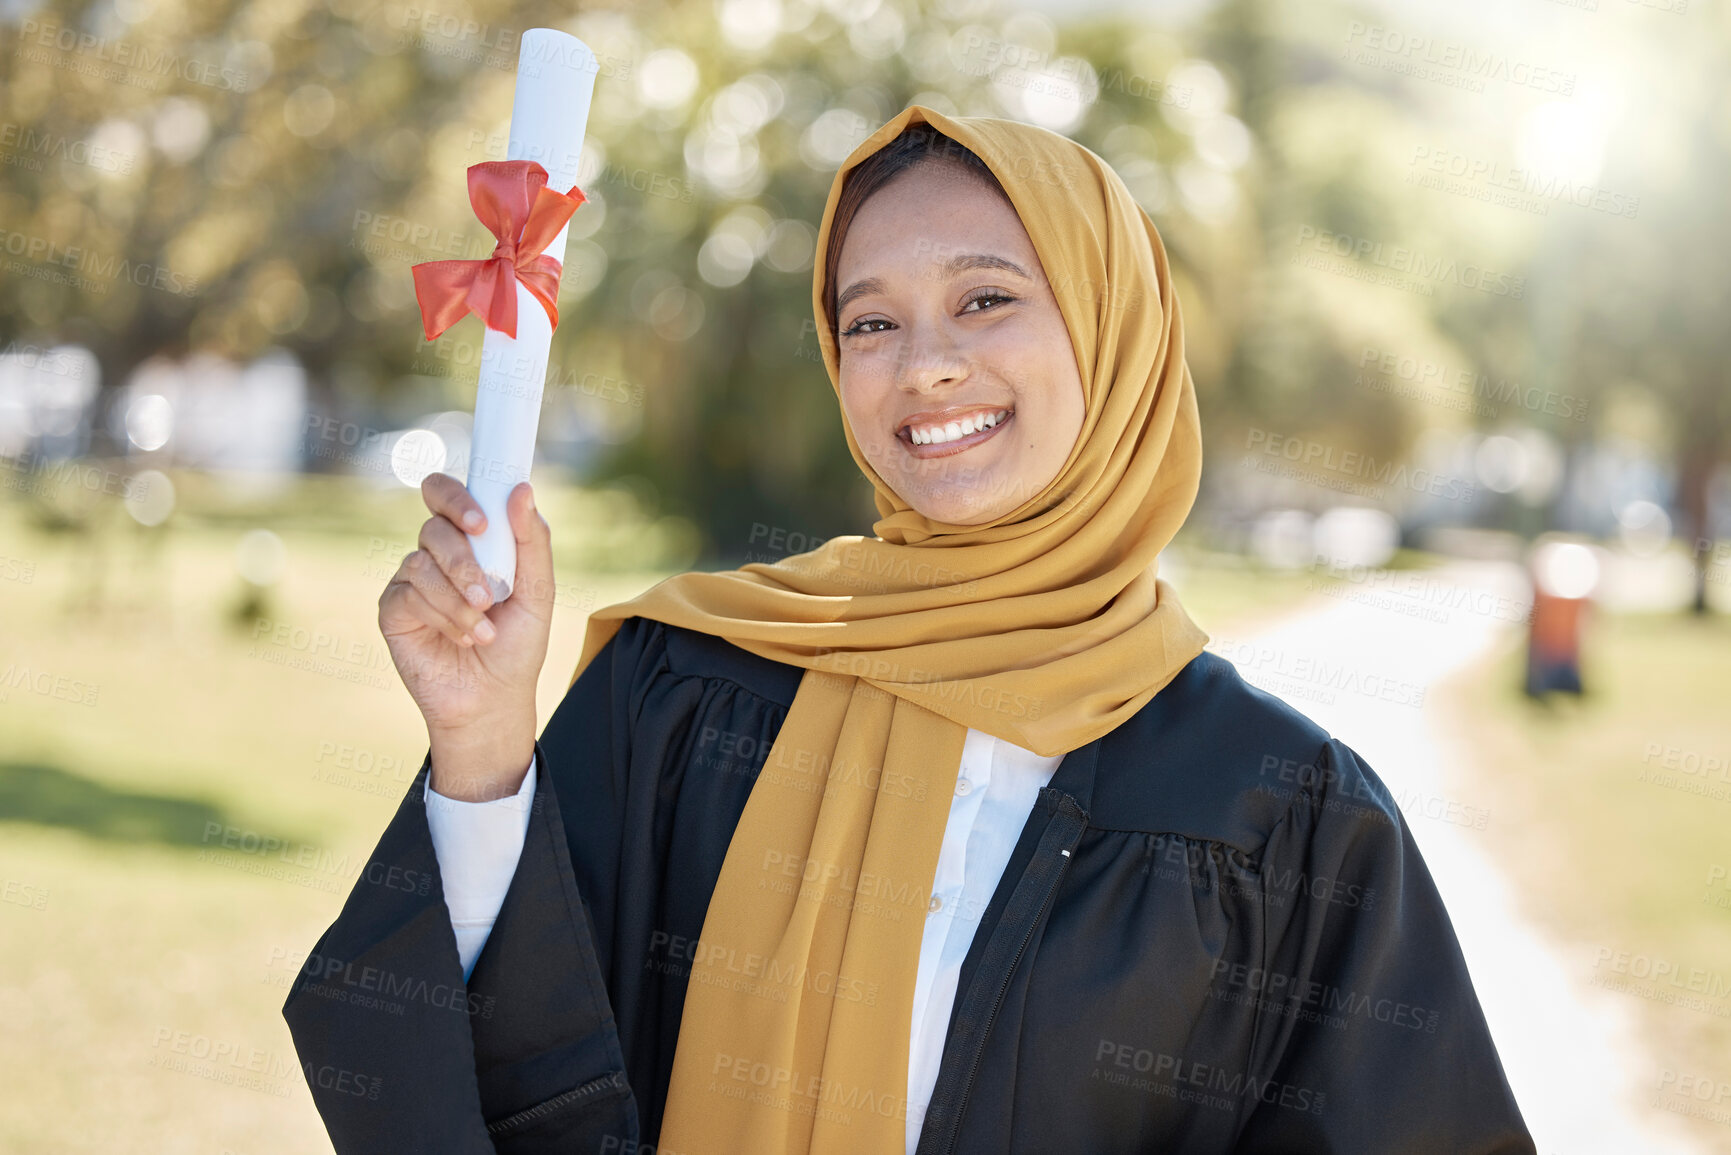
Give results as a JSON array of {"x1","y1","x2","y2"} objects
[{"x1": 896, "y1": 328, "x2": 973, "y2": 393}]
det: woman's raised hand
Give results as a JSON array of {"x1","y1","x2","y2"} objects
[{"x1": 378, "y1": 476, "x2": 555, "y2": 801}]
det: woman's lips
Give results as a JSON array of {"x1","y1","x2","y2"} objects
[{"x1": 898, "y1": 409, "x2": 1013, "y2": 458}]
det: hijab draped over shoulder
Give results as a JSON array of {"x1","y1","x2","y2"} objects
[{"x1": 567, "y1": 103, "x2": 1208, "y2": 1154}]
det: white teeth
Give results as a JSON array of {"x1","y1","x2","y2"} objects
[{"x1": 907, "y1": 409, "x2": 1009, "y2": 447}]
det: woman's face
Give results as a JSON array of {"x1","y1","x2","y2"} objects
[{"x1": 833, "y1": 162, "x2": 1086, "y2": 527}]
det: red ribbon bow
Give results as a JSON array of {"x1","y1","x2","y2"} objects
[{"x1": 410, "y1": 160, "x2": 587, "y2": 341}]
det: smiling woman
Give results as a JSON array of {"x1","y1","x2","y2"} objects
[
  {"x1": 828, "y1": 125, "x2": 1086, "y2": 526},
  {"x1": 284, "y1": 105, "x2": 1536, "y2": 1155}
]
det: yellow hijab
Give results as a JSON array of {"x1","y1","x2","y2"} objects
[{"x1": 567, "y1": 103, "x2": 1207, "y2": 1153}]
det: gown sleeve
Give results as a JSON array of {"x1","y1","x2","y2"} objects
[
  {"x1": 280, "y1": 625, "x2": 648, "y2": 1154},
  {"x1": 1231, "y1": 737, "x2": 1535, "y2": 1154}
]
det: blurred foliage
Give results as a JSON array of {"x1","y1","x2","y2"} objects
[{"x1": 1, "y1": 0, "x2": 1727, "y2": 567}]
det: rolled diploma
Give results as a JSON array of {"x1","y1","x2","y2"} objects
[{"x1": 466, "y1": 28, "x2": 597, "y2": 602}]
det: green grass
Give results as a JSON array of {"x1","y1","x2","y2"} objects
[
  {"x1": 0, "y1": 474, "x2": 681, "y2": 1153},
  {"x1": 1438, "y1": 611, "x2": 1731, "y2": 1143}
]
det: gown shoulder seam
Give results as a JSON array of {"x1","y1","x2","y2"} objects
[{"x1": 646, "y1": 618, "x2": 803, "y2": 708}]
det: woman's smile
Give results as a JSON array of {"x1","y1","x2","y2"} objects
[{"x1": 897, "y1": 405, "x2": 1014, "y2": 458}]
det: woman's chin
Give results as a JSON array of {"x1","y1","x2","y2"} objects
[
  {"x1": 905, "y1": 488, "x2": 1016, "y2": 527},
  {"x1": 884, "y1": 461, "x2": 1056, "y2": 525}
]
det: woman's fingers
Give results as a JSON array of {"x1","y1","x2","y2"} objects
[
  {"x1": 422, "y1": 472, "x2": 486, "y2": 535},
  {"x1": 418, "y1": 514, "x2": 494, "y2": 613},
  {"x1": 401, "y1": 549, "x2": 493, "y2": 645},
  {"x1": 380, "y1": 571, "x2": 471, "y2": 649}
]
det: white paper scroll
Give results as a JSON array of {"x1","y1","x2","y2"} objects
[{"x1": 466, "y1": 28, "x2": 597, "y2": 601}]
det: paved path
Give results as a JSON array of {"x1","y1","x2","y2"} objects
[{"x1": 1207, "y1": 559, "x2": 1701, "y2": 1154}]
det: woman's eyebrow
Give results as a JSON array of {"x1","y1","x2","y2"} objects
[
  {"x1": 836, "y1": 253, "x2": 1032, "y2": 315},
  {"x1": 940, "y1": 252, "x2": 1031, "y2": 280},
  {"x1": 836, "y1": 276, "x2": 886, "y2": 315}
]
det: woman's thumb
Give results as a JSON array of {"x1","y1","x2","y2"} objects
[{"x1": 506, "y1": 482, "x2": 556, "y2": 613}]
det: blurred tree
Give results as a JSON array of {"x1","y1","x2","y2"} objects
[
  {"x1": 0, "y1": 0, "x2": 558, "y2": 416},
  {"x1": 3, "y1": 0, "x2": 1722, "y2": 587},
  {"x1": 1558, "y1": 35, "x2": 1731, "y2": 615}
]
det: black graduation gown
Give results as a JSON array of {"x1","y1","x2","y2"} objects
[{"x1": 282, "y1": 615, "x2": 1536, "y2": 1154}]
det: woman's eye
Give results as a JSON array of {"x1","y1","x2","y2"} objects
[
  {"x1": 840, "y1": 318, "x2": 892, "y2": 337},
  {"x1": 962, "y1": 291, "x2": 1016, "y2": 313}
]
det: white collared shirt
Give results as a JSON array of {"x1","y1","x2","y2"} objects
[{"x1": 425, "y1": 726, "x2": 1063, "y2": 1155}]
